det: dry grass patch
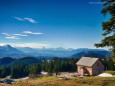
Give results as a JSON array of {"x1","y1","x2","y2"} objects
[{"x1": 0, "y1": 76, "x2": 115, "y2": 86}]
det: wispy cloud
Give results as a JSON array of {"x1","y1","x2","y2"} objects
[
  {"x1": 22, "y1": 31, "x2": 43, "y2": 35},
  {"x1": 1, "y1": 33, "x2": 20, "y2": 39},
  {"x1": 13, "y1": 34, "x2": 28, "y2": 37},
  {"x1": 1, "y1": 33, "x2": 11, "y2": 36},
  {"x1": 5, "y1": 36, "x2": 21, "y2": 39},
  {"x1": 2, "y1": 33, "x2": 26, "y2": 40},
  {"x1": 1, "y1": 31, "x2": 43, "y2": 40},
  {"x1": 14, "y1": 17, "x2": 24, "y2": 21},
  {"x1": 24, "y1": 18, "x2": 38, "y2": 24},
  {"x1": 13, "y1": 17, "x2": 38, "y2": 24}
]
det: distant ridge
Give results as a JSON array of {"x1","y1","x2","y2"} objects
[
  {"x1": 16, "y1": 46, "x2": 110, "y2": 58},
  {"x1": 0, "y1": 44, "x2": 110, "y2": 58},
  {"x1": 0, "y1": 44, "x2": 24, "y2": 58}
]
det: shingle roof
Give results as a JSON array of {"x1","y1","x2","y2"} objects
[{"x1": 76, "y1": 57, "x2": 98, "y2": 67}]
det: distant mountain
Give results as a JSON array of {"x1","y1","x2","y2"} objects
[
  {"x1": 16, "y1": 47, "x2": 38, "y2": 53},
  {"x1": 16, "y1": 47, "x2": 75, "y2": 57},
  {"x1": 0, "y1": 44, "x2": 110, "y2": 58},
  {"x1": 72, "y1": 48, "x2": 110, "y2": 58},
  {"x1": 16, "y1": 47, "x2": 110, "y2": 58},
  {"x1": 0, "y1": 45, "x2": 24, "y2": 58},
  {"x1": 0, "y1": 45, "x2": 24, "y2": 54}
]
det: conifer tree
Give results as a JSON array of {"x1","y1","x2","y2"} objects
[{"x1": 95, "y1": 0, "x2": 115, "y2": 57}]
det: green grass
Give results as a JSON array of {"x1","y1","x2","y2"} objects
[
  {"x1": 37, "y1": 76, "x2": 58, "y2": 81},
  {"x1": 0, "y1": 76, "x2": 115, "y2": 86},
  {"x1": 104, "y1": 70, "x2": 115, "y2": 75}
]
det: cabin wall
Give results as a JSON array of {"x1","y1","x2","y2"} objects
[
  {"x1": 77, "y1": 65, "x2": 83, "y2": 76},
  {"x1": 92, "y1": 60, "x2": 104, "y2": 75},
  {"x1": 77, "y1": 65, "x2": 92, "y2": 76}
]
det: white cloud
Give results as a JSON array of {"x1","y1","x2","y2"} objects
[
  {"x1": 2, "y1": 33, "x2": 21, "y2": 39},
  {"x1": 1, "y1": 33, "x2": 11, "y2": 36},
  {"x1": 24, "y1": 18, "x2": 38, "y2": 24},
  {"x1": 0, "y1": 42, "x2": 49, "y2": 48},
  {"x1": 14, "y1": 17, "x2": 24, "y2": 21},
  {"x1": 13, "y1": 34, "x2": 28, "y2": 37},
  {"x1": 2, "y1": 33, "x2": 26, "y2": 40},
  {"x1": 2, "y1": 31, "x2": 43, "y2": 40},
  {"x1": 5, "y1": 36, "x2": 21, "y2": 39},
  {"x1": 0, "y1": 43, "x2": 7, "y2": 46},
  {"x1": 22, "y1": 31, "x2": 43, "y2": 35},
  {"x1": 14, "y1": 17, "x2": 38, "y2": 24},
  {"x1": 13, "y1": 43, "x2": 49, "y2": 48}
]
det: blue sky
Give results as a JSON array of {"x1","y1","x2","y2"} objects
[{"x1": 0, "y1": 0, "x2": 109, "y2": 49}]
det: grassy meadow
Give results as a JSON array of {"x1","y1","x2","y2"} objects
[{"x1": 0, "y1": 76, "x2": 115, "y2": 86}]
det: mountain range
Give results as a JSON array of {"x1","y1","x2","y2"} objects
[
  {"x1": 0, "y1": 44, "x2": 110, "y2": 58},
  {"x1": 0, "y1": 45, "x2": 26, "y2": 58}
]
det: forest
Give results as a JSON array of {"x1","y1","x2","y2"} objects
[{"x1": 0, "y1": 56, "x2": 115, "y2": 79}]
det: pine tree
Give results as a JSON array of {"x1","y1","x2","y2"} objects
[
  {"x1": 29, "y1": 64, "x2": 41, "y2": 74},
  {"x1": 95, "y1": 0, "x2": 115, "y2": 57},
  {"x1": 11, "y1": 64, "x2": 28, "y2": 78},
  {"x1": 47, "y1": 61, "x2": 54, "y2": 75}
]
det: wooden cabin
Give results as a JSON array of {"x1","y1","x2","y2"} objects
[{"x1": 76, "y1": 57, "x2": 104, "y2": 76}]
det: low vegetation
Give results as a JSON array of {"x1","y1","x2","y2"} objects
[
  {"x1": 104, "y1": 71, "x2": 115, "y2": 75},
  {"x1": 0, "y1": 76, "x2": 115, "y2": 86}
]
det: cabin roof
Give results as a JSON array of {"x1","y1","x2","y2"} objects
[{"x1": 76, "y1": 57, "x2": 98, "y2": 67}]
